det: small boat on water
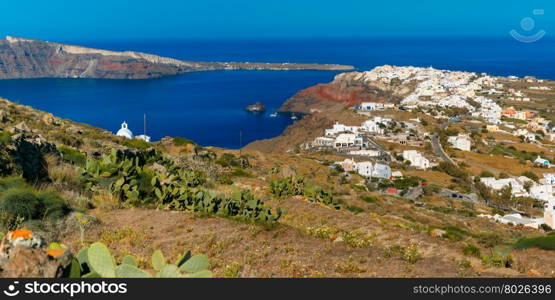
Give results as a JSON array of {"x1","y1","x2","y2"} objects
[
  {"x1": 291, "y1": 115, "x2": 298, "y2": 120},
  {"x1": 245, "y1": 101, "x2": 266, "y2": 113},
  {"x1": 269, "y1": 112, "x2": 278, "y2": 118}
]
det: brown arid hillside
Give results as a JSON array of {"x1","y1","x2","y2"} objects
[{"x1": 278, "y1": 70, "x2": 415, "y2": 114}]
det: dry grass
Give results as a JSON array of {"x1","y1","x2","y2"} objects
[
  {"x1": 458, "y1": 151, "x2": 533, "y2": 176},
  {"x1": 482, "y1": 132, "x2": 521, "y2": 143},
  {"x1": 402, "y1": 170, "x2": 453, "y2": 186},
  {"x1": 92, "y1": 191, "x2": 121, "y2": 211},
  {"x1": 510, "y1": 143, "x2": 551, "y2": 153}
]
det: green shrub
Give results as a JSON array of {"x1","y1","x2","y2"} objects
[
  {"x1": 461, "y1": 244, "x2": 481, "y2": 258},
  {"x1": 540, "y1": 224, "x2": 552, "y2": 232},
  {"x1": 514, "y1": 235, "x2": 555, "y2": 251},
  {"x1": 216, "y1": 175, "x2": 233, "y2": 185},
  {"x1": 477, "y1": 233, "x2": 504, "y2": 248},
  {"x1": 0, "y1": 177, "x2": 27, "y2": 193},
  {"x1": 173, "y1": 137, "x2": 196, "y2": 146},
  {"x1": 389, "y1": 244, "x2": 421, "y2": 263},
  {"x1": 346, "y1": 205, "x2": 364, "y2": 214},
  {"x1": 342, "y1": 230, "x2": 374, "y2": 248},
  {"x1": 0, "y1": 131, "x2": 12, "y2": 146},
  {"x1": 481, "y1": 249, "x2": 512, "y2": 268},
  {"x1": 392, "y1": 176, "x2": 422, "y2": 190},
  {"x1": 122, "y1": 138, "x2": 150, "y2": 150},
  {"x1": 479, "y1": 171, "x2": 494, "y2": 178},
  {"x1": 58, "y1": 145, "x2": 86, "y2": 166},
  {"x1": 521, "y1": 171, "x2": 539, "y2": 182},
  {"x1": 37, "y1": 191, "x2": 70, "y2": 219},
  {"x1": 230, "y1": 168, "x2": 253, "y2": 178},
  {"x1": 0, "y1": 188, "x2": 40, "y2": 219},
  {"x1": 360, "y1": 195, "x2": 378, "y2": 203},
  {"x1": 441, "y1": 226, "x2": 471, "y2": 242},
  {"x1": 215, "y1": 153, "x2": 240, "y2": 168}
]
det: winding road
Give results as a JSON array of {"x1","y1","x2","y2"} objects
[{"x1": 431, "y1": 134, "x2": 457, "y2": 165}]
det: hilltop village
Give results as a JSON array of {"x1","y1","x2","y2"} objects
[{"x1": 282, "y1": 66, "x2": 555, "y2": 229}]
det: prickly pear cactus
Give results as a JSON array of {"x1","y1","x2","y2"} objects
[{"x1": 87, "y1": 242, "x2": 116, "y2": 277}]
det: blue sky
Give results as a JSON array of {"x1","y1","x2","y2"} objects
[{"x1": 1, "y1": 0, "x2": 553, "y2": 40}]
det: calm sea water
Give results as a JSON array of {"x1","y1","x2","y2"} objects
[{"x1": 0, "y1": 37, "x2": 554, "y2": 148}]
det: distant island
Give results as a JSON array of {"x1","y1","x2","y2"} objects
[
  {"x1": 245, "y1": 101, "x2": 266, "y2": 113},
  {"x1": 0, "y1": 36, "x2": 354, "y2": 79}
]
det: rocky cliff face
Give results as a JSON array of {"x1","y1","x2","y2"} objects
[
  {"x1": 0, "y1": 36, "x2": 353, "y2": 79},
  {"x1": 278, "y1": 71, "x2": 412, "y2": 114},
  {"x1": 0, "y1": 36, "x2": 206, "y2": 79}
]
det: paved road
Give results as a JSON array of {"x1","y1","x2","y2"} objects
[
  {"x1": 431, "y1": 134, "x2": 457, "y2": 165},
  {"x1": 366, "y1": 137, "x2": 392, "y2": 161},
  {"x1": 405, "y1": 186, "x2": 422, "y2": 200}
]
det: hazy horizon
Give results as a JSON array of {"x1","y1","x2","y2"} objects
[{"x1": 1, "y1": 0, "x2": 553, "y2": 40}]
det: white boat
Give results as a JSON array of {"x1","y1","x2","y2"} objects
[
  {"x1": 291, "y1": 115, "x2": 298, "y2": 120},
  {"x1": 269, "y1": 112, "x2": 278, "y2": 118}
]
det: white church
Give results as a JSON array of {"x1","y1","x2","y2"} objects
[{"x1": 116, "y1": 121, "x2": 151, "y2": 142}]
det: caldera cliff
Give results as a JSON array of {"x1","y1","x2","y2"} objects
[{"x1": 0, "y1": 36, "x2": 354, "y2": 79}]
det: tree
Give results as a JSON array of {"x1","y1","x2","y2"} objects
[
  {"x1": 498, "y1": 173, "x2": 510, "y2": 179},
  {"x1": 523, "y1": 181, "x2": 533, "y2": 193},
  {"x1": 475, "y1": 181, "x2": 493, "y2": 204},
  {"x1": 497, "y1": 185, "x2": 513, "y2": 208},
  {"x1": 522, "y1": 171, "x2": 539, "y2": 182}
]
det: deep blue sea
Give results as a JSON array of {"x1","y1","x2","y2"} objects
[{"x1": 0, "y1": 37, "x2": 554, "y2": 148}]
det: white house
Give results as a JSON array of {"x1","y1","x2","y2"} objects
[
  {"x1": 326, "y1": 122, "x2": 360, "y2": 136},
  {"x1": 530, "y1": 184, "x2": 555, "y2": 202},
  {"x1": 313, "y1": 137, "x2": 335, "y2": 147},
  {"x1": 361, "y1": 120, "x2": 384, "y2": 134},
  {"x1": 391, "y1": 171, "x2": 403, "y2": 178},
  {"x1": 356, "y1": 161, "x2": 374, "y2": 177},
  {"x1": 135, "y1": 135, "x2": 151, "y2": 142},
  {"x1": 335, "y1": 158, "x2": 357, "y2": 172},
  {"x1": 534, "y1": 156, "x2": 550, "y2": 167},
  {"x1": 402, "y1": 150, "x2": 431, "y2": 169},
  {"x1": 361, "y1": 117, "x2": 392, "y2": 135},
  {"x1": 479, "y1": 177, "x2": 528, "y2": 197},
  {"x1": 358, "y1": 102, "x2": 394, "y2": 111},
  {"x1": 542, "y1": 173, "x2": 555, "y2": 185},
  {"x1": 359, "y1": 102, "x2": 379, "y2": 111},
  {"x1": 544, "y1": 200, "x2": 555, "y2": 228},
  {"x1": 334, "y1": 134, "x2": 363, "y2": 148},
  {"x1": 348, "y1": 150, "x2": 381, "y2": 157},
  {"x1": 372, "y1": 163, "x2": 392, "y2": 179},
  {"x1": 447, "y1": 134, "x2": 471, "y2": 151}
]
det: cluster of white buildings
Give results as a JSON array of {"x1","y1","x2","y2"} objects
[
  {"x1": 447, "y1": 134, "x2": 472, "y2": 151},
  {"x1": 402, "y1": 150, "x2": 431, "y2": 169},
  {"x1": 479, "y1": 174, "x2": 555, "y2": 228},
  {"x1": 323, "y1": 117, "x2": 393, "y2": 137},
  {"x1": 335, "y1": 158, "x2": 393, "y2": 179},
  {"x1": 356, "y1": 102, "x2": 396, "y2": 111},
  {"x1": 350, "y1": 65, "x2": 505, "y2": 124},
  {"x1": 470, "y1": 96, "x2": 502, "y2": 124},
  {"x1": 314, "y1": 117, "x2": 396, "y2": 149},
  {"x1": 479, "y1": 177, "x2": 530, "y2": 197}
]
